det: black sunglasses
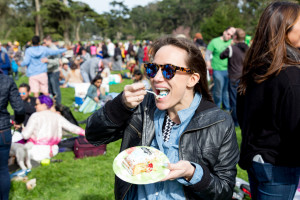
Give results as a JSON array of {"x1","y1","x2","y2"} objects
[{"x1": 144, "y1": 63, "x2": 194, "y2": 80}]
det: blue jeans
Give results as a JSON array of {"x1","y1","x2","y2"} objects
[
  {"x1": 138, "y1": 58, "x2": 143, "y2": 69},
  {"x1": 48, "y1": 71, "x2": 61, "y2": 105},
  {"x1": 228, "y1": 79, "x2": 239, "y2": 126},
  {"x1": 0, "y1": 128, "x2": 12, "y2": 200},
  {"x1": 248, "y1": 161, "x2": 300, "y2": 200},
  {"x1": 212, "y1": 70, "x2": 230, "y2": 110}
]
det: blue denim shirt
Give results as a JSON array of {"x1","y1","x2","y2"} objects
[{"x1": 126, "y1": 92, "x2": 203, "y2": 200}]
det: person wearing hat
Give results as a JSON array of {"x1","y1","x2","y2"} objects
[
  {"x1": 8, "y1": 41, "x2": 22, "y2": 80},
  {"x1": 13, "y1": 41, "x2": 20, "y2": 52},
  {"x1": 193, "y1": 33, "x2": 207, "y2": 49}
]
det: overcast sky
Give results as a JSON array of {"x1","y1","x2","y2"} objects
[{"x1": 74, "y1": 0, "x2": 158, "y2": 14}]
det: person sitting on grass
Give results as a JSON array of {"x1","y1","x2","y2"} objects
[
  {"x1": 132, "y1": 69, "x2": 151, "y2": 90},
  {"x1": 62, "y1": 61, "x2": 83, "y2": 88},
  {"x1": 86, "y1": 74, "x2": 106, "y2": 103},
  {"x1": 17, "y1": 83, "x2": 36, "y2": 127},
  {"x1": 21, "y1": 95, "x2": 85, "y2": 161},
  {"x1": 79, "y1": 75, "x2": 107, "y2": 113}
]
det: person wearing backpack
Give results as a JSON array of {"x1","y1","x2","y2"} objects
[{"x1": 0, "y1": 42, "x2": 11, "y2": 75}]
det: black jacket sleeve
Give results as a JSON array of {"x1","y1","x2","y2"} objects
[
  {"x1": 85, "y1": 92, "x2": 135, "y2": 146},
  {"x1": 220, "y1": 47, "x2": 230, "y2": 59},
  {"x1": 9, "y1": 79, "x2": 25, "y2": 124}
]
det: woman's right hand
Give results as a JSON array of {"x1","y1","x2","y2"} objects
[{"x1": 122, "y1": 82, "x2": 147, "y2": 109}]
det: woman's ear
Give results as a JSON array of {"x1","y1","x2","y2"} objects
[{"x1": 187, "y1": 73, "x2": 200, "y2": 88}]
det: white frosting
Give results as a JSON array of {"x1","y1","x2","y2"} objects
[{"x1": 126, "y1": 147, "x2": 155, "y2": 165}]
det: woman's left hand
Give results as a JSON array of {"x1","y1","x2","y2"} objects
[{"x1": 161, "y1": 160, "x2": 195, "y2": 182}]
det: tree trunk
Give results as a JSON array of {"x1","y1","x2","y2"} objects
[
  {"x1": 63, "y1": 21, "x2": 70, "y2": 45},
  {"x1": 35, "y1": 0, "x2": 43, "y2": 38},
  {"x1": 75, "y1": 21, "x2": 80, "y2": 41},
  {"x1": 4, "y1": 28, "x2": 11, "y2": 40}
]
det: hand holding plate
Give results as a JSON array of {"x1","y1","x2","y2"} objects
[{"x1": 160, "y1": 160, "x2": 195, "y2": 182}]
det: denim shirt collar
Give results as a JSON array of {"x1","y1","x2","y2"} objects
[
  {"x1": 154, "y1": 92, "x2": 202, "y2": 123},
  {"x1": 153, "y1": 92, "x2": 202, "y2": 152},
  {"x1": 177, "y1": 92, "x2": 202, "y2": 123}
]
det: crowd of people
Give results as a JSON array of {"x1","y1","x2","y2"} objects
[{"x1": 0, "y1": 1, "x2": 300, "y2": 200}]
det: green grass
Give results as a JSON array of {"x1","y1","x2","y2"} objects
[{"x1": 9, "y1": 74, "x2": 248, "y2": 200}]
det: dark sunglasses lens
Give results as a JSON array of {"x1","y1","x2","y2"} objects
[
  {"x1": 145, "y1": 63, "x2": 158, "y2": 78},
  {"x1": 163, "y1": 64, "x2": 175, "y2": 79}
]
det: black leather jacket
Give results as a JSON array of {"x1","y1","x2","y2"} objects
[
  {"x1": 0, "y1": 73, "x2": 25, "y2": 130},
  {"x1": 86, "y1": 93, "x2": 239, "y2": 200}
]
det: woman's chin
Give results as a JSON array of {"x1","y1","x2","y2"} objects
[{"x1": 155, "y1": 101, "x2": 170, "y2": 110}]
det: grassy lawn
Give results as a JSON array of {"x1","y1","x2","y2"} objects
[{"x1": 8, "y1": 73, "x2": 248, "y2": 200}]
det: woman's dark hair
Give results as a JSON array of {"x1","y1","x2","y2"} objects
[
  {"x1": 239, "y1": 1, "x2": 300, "y2": 94},
  {"x1": 133, "y1": 69, "x2": 143, "y2": 81},
  {"x1": 91, "y1": 74, "x2": 103, "y2": 85},
  {"x1": 150, "y1": 36, "x2": 213, "y2": 102}
]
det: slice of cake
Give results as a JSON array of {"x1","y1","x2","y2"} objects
[{"x1": 122, "y1": 147, "x2": 156, "y2": 176}]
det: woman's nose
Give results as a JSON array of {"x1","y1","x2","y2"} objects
[{"x1": 153, "y1": 68, "x2": 164, "y2": 81}]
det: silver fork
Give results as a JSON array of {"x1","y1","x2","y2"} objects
[{"x1": 146, "y1": 90, "x2": 158, "y2": 97}]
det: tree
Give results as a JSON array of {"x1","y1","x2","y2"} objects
[
  {"x1": 102, "y1": 1, "x2": 130, "y2": 40},
  {"x1": 239, "y1": 0, "x2": 271, "y2": 35},
  {"x1": 200, "y1": 3, "x2": 245, "y2": 42},
  {"x1": 69, "y1": 1, "x2": 107, "y2": 41},
  {"x1": 40, "y1": 0, "x2": 72, "y2": 43},
  {"x1": 0, "y1": 0, "x2": 14, "y2": 39}
]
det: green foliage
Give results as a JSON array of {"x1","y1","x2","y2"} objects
[
  {"x1": 70, "y1": 1, "x2": 107, "y2": 41},
  {"x1": 240, "y1": 0, "x2": 272, "y2": 36},
  {"x1": 9, "y1": 27, "x2": 34, "y2": 46},
  {"x1": 102, "y1": 1, "x2": 130, "y2": 40},
  {"x1": 200, "y1": 3, "x2": 245, "y2": 42},
  {"x1": 0, "y1": 0, "x2": 289, "y2": 43}
]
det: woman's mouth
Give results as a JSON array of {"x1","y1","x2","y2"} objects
[{"x1": 156, "y1": 88, "x2": 169, "y2": 99}]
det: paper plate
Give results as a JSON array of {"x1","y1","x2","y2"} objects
[{"x1": 113, "y1": 146, "x2": 170, "y2": 184}]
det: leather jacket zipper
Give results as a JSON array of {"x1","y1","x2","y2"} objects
[
  {"x1": 122, "y1": 184, "x2": 132, "y2": 200},
  {"x1": 129, "y1": 123, "x2": 142, "y2": 138},
  {"x1": 121, "y1": 124, "x2": 141, "y2": 200}
]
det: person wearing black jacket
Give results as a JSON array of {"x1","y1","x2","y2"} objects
[
  {"x1": 0, "y1": 69, "x2": 25, "y2": 200},
  {"x1": 112, "y1": 43, "x2": 122, "y2": 71},
  {"x1": 237, "y1": 2, "x2": 300, "y2": 199},
  {"x1": 18, "y1": 83, "x2": 36, "y2": 126},
  {"x1": 220, "y1": 28, "x2": 249, "y2": 127},
  {"x1": 101, "y1": 41, "x2": 111, "y2": 69},
  {"x1": 86, "y1": 36, "x2": 239, "y2": 199}
]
